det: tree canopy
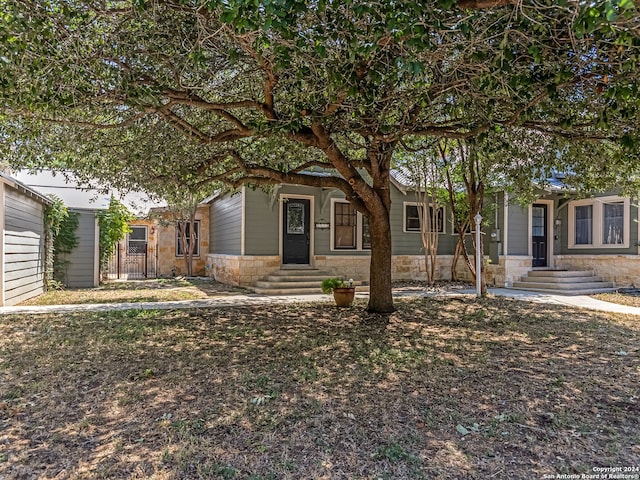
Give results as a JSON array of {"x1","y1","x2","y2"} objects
[{"x1": 1, "y1": 0, "x2": 639, "y2": 312}]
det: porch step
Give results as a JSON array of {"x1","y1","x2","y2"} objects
[
  {"x1": 250, "y1": 286, "x2": 370, "y2": 295},
  {"x1": 250, "y1": 269, "x2": 367, "y2": 295},
  {"x1": 511, "y1": 269, "x2": 615, "y2": 295}
]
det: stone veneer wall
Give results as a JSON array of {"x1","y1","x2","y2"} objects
[
  {"x1": 316, "y1": 255, "x2": 475, "y2": 283},
  {"x1": 498, "y1": 256, "x2": 533, "y2": 287},
  {"x1": 554, "y1": 255, "x2": 640, "y2": 287},
  {"x1": 207, "y1": 254, "x2": 281, "y2": 286},
  {"x1": 207, "y1": 253, "x2": 524, "y2": 287},
  {"x1": 155, "y1": 205, "x2": 210, "y2": 277}
]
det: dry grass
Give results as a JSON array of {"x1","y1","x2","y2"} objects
[
  {"x1": 592, "y1": 292, "x2": 640, "y2": 308},
  {"x1": 1, "y1": 297, "x2": 639, "y2": 479},
  {"x1": 19, "y1": 278, "x2": 249, "y2": 306}
]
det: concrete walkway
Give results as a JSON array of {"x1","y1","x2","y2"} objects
[{"x1": 1, "y1": 288, "x2": 639, "y2": 316}]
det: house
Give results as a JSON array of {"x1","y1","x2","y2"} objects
[
  {"x1": 15, "y1": 170, "x2": 212, "y2": 282},
  {"x1": 13, "y1": 170, "x2": 161, "y2": 285},
  {"x1": 206, "y1": 171, "x2": 638, "y2": 292},
  {"x1": 119, "y1": 204, "x2": 211, "y2": 279},
  {"x1": 0, "y1": 173, "x2": 52, "y2": 305}
]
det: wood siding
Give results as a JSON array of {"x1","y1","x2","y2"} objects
[
  {"x1": 507, "y1": 203, "x2": 529, "y2": 256},
  {"x1": 244, "y1": 187, "x2": 281, "y2": 255},
  {"x1": 209, "y1": 192, "x2": 242, "y2": 255},
  {"x1": 3, "y1": 187, "x2": 46, "y2": 305},
  {"x1": 60, "y1": 210, "x2": 99, "y2": 288}
]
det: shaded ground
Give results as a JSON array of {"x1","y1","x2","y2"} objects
[
  {"x1": 20, "y1": 279, "x2": 471, "y2": 307},
  {"x1": 19, "y1": 278, "x2": 250, "y2": 306},
  {"x1": 1, "y1": 297, "x2": 638, "y2": 479}
]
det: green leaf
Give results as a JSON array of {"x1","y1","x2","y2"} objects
[
  {"x1": 618, "y1": 0, "x2": 635, "y2": 9},
  {"x1": 456, "y1": 424, "x2": 470, "y2": 436}
]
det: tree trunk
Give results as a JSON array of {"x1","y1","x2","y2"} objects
[
  {"x1": 367, "y1": 211, "x2": 395, "y2": 313},
  {"x1": 179, "y1": 220, "x2": 190, "y2": 276},
  {"x1": 186, "y1": 211, "x2": 196, "y2": 277}
]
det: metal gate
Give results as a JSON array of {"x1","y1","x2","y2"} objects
[{"x1": 106, "y1": 241, "x2": 149, "y2": 280}]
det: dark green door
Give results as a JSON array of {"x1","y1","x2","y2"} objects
[{"x1": 283, "y1": 198, "x2": 310, "y2": 264}]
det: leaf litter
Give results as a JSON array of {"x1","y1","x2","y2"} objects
[{"x1": 0, "y1": 295, "x2": 638, "y2": 479}]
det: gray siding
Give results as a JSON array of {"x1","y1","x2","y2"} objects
[
  {"x1": 390, "y1": 188, "x2": 459, "y2": 256},
  {"x1": 60, "y1": 210, "x2": 98, "y2": 288},
  {"x1": 243, "y1": 187, "x2": 282, "y2": 255},
  {"x1": 507, "y1": 202, "x2": 529, "y2": 255},
  {"x1": 209, "y1": 192, "x2": 242, "y2": 255},
  {"x1": 4, "y1": 187, "x2": 46, "y2": 305},
  {"x1": 231, "y1": 181, "x2": 509, "y2": 259},
  {"x1": 243, "y1": 184, "x2": 467, "y2": 257}
]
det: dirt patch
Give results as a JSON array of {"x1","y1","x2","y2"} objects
[
  {"x1": 19, "y1": 278, "x2": 250, "y2": 306},
  {"x1": 1, "y1": 297, "x2": 639, "y2": 479}
]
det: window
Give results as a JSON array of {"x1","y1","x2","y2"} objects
[
  {"x1": 176, "y1": 220, "x2": 200, "y2": 256},
  {"x1": 574, "y1": 205, "x2": 592, "y2": 245},
  {"x1": 403, "y1": 203, "x2": 445, "y2": 233},
  {"x1": 287, "y1": 202, "x2": 305, "y2": 234},
  {"x1": 569, "y1": 196, "x2": 629, "y2": 249},
  {"x1": 334, "y1": 202, "x2": 356, "y2": 248},
  {"x1": 603, "y1": 202, "x2": 624, "y2": 245},
  {"x1": 127, "y1": 226, "x2": 147, "y2": 255},
  {"x1": 331, "y1": 200, "x2": 370, "y2": 251}
]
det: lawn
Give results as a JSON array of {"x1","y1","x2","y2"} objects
[
  {"x1": 592, "y1": 292, "x2": 640, "y2": 308},
  {"x1": 0, "y1": 297, "x2": 638, "y2": 479},
  {"x1": 19, "y1": 278, "x2": 249, "y2": 306}
]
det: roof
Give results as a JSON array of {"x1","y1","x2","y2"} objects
[
  {"x1": 0, "y1": 172, "x2": 53, "y2": 205},
  {"x1": 13, "y1": 170, "x2": 166, "y2": 216}
]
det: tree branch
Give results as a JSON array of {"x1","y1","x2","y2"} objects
[{"x1": 455, "y1": 0, "x2": 517, "y2": 8}]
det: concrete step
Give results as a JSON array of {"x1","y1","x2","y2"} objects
[
  {"x1": 510, "y1": 286, "x2": 618, "y2": 296},
  {"x1": 257, "y1": 280, "x2": 365, "y2": 288},
  {"x1": 264, "y1": 275, "x2": 333, "y2": 282},
  {"x1": 512, "y1": 281, "x2": 614, "y2": 291},
  {"x1": 255, "y1": 280, "x2": 322, "y2": 288},
  {"x1": 521, "y1": 275, "x2": 604, "y2": 284},
  {"x1": 526, "y1": 270, "x2": 595, "y2": 278},
  {"x1": 252, "y1": 269, "x2": 365, "y2": 295},
  {"x1": 250, "y1": 285, "x2": 369, "y2": 295},
  {"x1": 268, "y1": 269, "x2": 332, "y2": 277}
]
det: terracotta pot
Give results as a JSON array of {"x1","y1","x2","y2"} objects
[{"x1": 332, "y1": 287, "x2": 355, "y2": 307}]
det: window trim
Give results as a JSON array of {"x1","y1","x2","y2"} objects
[
  {"x1": 176, "y1": 220, "x2": 201, "y2": 257},
  {"x1": 403, "y1": 201, "x2": 446, "y2": 234},
  {"x1": 127, "y1": 225, "x2": 147, "y2": 255},
  {"x1": 568, "y1": 196, "x2": 630, "y2": 249},
  {"x1": 330, "y1": 199, "x2": 371, "y2": 251}
]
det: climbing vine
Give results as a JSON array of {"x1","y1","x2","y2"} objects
[
  {"x1": 43, "y1": 196, "x2": 79, "y2": 288},
  {"x1": 97, "y1": 197, "x2": 134, "y2": 276}
]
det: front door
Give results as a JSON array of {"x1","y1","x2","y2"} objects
[
  {"x1": 532, "y1": 203, "x2": 548, "y2": 268},
  {"x1": 282, "y1": 198, "x2": 310, "y2": 264}
]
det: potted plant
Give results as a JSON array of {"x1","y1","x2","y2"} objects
[{"x1": 321, "y1": 277, "x2": 356, "y2": 307}]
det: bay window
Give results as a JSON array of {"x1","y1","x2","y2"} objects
[{"x1": 568, "y1": 196, "x2": 629, "y2": 249}]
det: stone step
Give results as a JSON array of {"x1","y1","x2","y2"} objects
[
  {"x1": 250, "y1": 285, "x2": 369, "y2": 295},
  {"x1": 264, "y1": 275, "x2": 334, "y2": 282},
  {"x1": 255, "y1": 280, "x2": 365, "y2": 289},
  {"x1": 252, "y1": 269, "x2": 365, "y2": 295},
  {"x1": 268, "y1": 269, "x2": 332, "y2": 277},
  {"x1": 520, "y1": 275, "x2": 604, "y2": 284},
  {"x1": 525, "y1": 270, "x2": 595, "y2": 278},
  {"x1": 510, "y1": 286, "x2": 618, "y2": 296},
  {"x1": 512, "y1": 281, "x2": 614, "y2": 291}
]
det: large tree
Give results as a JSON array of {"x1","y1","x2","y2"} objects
[{"x1": 1, "y1": 1, "x2": 640, "y2": 312}]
